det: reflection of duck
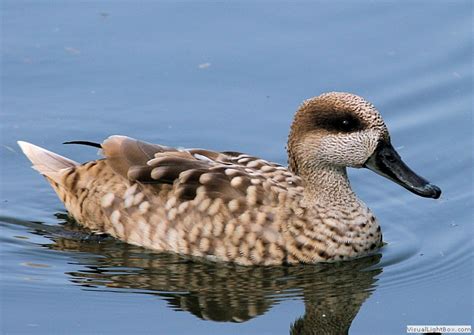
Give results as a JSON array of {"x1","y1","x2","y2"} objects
[
  {"x1": 28, "y1": 217, "x2": 382, "y2": 333},
  {"x1": 289, "y1": 266, "x2": 377, "y2": 335},
  {"x1": 18, "y1": 92, "x2": 440, "y2": 265}
]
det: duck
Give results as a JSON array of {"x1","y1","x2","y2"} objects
[{"x1": 18, "y1": 92, "x2": 441, "y2": 266}]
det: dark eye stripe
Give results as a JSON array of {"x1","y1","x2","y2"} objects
[{"x1": 317, "y1": 113, "x2": 364, "y2": 133}]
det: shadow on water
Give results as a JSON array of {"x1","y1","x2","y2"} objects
[{"x1": 3, "y1": 214, "x2": 383, "y2": 335}]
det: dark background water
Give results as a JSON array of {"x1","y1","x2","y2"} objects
[{"x1": 1, "y1": 1, "x2": 472, "y2": 334}]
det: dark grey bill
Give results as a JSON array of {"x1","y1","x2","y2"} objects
[{"x1": 363, "y1": 141, "x2": 441, "y2": 199}]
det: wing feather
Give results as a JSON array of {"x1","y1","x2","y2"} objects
[{"x1": 101, "y1": 136, "x2": 302, "y2": 205}]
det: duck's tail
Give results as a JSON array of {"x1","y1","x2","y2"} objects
[{"x1": 17, "y1": 141, "x2": 79, "y2": 184}]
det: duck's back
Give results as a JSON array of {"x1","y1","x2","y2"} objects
[{"x1": 41, "y1": 136, "x2": 306, "y2": 265}]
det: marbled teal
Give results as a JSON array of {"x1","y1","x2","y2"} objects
[{"x1": 18, "y1": 92, "x2": 441, "y2": 265}]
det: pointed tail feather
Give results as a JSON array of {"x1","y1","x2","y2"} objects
[{"x1": 18, "y1": 141, "x2": 79, "y2": 183}]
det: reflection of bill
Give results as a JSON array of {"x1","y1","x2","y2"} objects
[{"x1": 30, "y1": 215, "x2": 383, "y2": 334}]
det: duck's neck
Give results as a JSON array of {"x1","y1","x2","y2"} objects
[{"x1": 298, "y1": 162, "x2": 360, "y2": 208}]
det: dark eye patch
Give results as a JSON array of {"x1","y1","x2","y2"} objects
[{"x1": 315, "y1": 112, "x2": 365, "y2": 133}]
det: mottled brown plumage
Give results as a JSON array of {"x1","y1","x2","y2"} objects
[{"x1": 18, "y1": 92, "x2": 441, "y2": 265}]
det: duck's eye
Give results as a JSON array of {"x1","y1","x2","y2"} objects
[
  {"x1": 313, "y1": 111, "x2": 364, "y2": 133},
  {"x1": 334, "y1": 117, "x2": 359, "y2": 132}
]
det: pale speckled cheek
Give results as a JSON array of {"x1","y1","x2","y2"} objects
[
  {"x1": 362, "y1": 129, "x2": 381, "y2": 159},
  {"x1": 317, "y1": 130, "x2": 381, "y2": 167}
]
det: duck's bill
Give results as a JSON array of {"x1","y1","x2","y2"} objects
[{"x1": 363, "y1": 141, "x2": 441, "y2": 199}]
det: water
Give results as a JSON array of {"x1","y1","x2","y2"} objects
[{"x1": 1, "y1": 1, "x2": 472, "y2": 334}]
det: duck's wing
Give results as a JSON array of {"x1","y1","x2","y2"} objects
[
  {"x1": 101, "y1": 136, "x2": 302, "y2": 204},
  {"x1": 208, "y1": 150, "x2": 303, "y2": 189}
]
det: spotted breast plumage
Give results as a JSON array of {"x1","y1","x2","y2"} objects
[{"x1": 18, "y1": 92, "x2": 441, "y2": 265}]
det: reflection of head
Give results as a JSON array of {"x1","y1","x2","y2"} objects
[
  {"x1": 39, "y1": 217, "x2": 382, "y2": 330},
  {"x1": 290, "y1": 256, "x2": 380, "y2": 335}
]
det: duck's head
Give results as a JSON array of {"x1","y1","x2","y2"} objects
[{"x1": 287, "y1": 92, "x2": 441, "y2": 199}]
